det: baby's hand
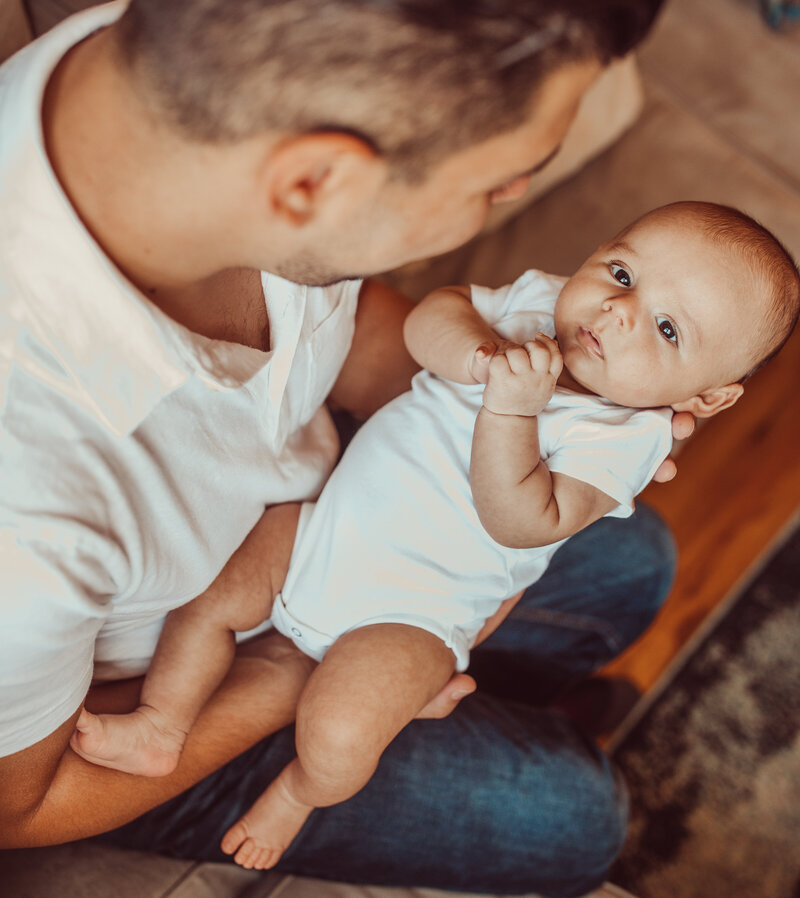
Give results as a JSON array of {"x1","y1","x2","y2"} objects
[
  {"x1": 481, "y1": 333, "x2": 562, "y2": 417},
  {"x1": 469, "y1": 339, "x2": 521, "y2": 385}
]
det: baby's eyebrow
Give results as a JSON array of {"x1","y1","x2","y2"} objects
[{"x1": 606, "y1": 240, "x2": 638, "y2": 257}]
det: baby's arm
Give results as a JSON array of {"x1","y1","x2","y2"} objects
[
  {"x1": 471, "y1": 339, "x2": 617, "y2": 549},
  {"x1": 404, "y1": 286, "x2": 512, "y2": 384},
  {"x1": 70, "y1": 502, "x2": 301, "y2": 776}
]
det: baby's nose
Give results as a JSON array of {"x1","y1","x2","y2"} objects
[{"x1": 603, "y1": 296, "x2": 635, "y2": 330}]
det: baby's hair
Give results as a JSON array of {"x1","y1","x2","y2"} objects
[{"x1": 626, "y1": 202, "x2": 800, "y2": 381}]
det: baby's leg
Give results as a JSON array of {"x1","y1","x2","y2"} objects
[
  {"x1": 70, "y1": 504, "x2": 300, "y2": 776},
  {"x1": 221, "y1": 623, "x2": 455, "y2": 870}
]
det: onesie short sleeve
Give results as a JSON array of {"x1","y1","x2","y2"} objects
[
  {"x1": 542, "y1": 400, "x2": 673, "y2": 518},
  {"x1": 470, "y1": 269, "x2": 566, "y2": 340}
]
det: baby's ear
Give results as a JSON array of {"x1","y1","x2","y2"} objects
[{"x1": 671, "y1": 383, "x2": 744, "y2": 418}]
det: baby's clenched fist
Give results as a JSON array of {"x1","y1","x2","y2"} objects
[{"x1": 480, "y1": 333, "x2": 563, "y2": 417}]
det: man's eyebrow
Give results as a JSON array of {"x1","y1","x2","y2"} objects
[
  {"x1": 497, "y1": 144, "x2": 563, "y2": 188},
  {"x1": 523, "y1": 144, "x2": 562, "y2": 178}
]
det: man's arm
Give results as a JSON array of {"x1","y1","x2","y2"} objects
[
  {"x1": 0, "y1": 631, "x2": 314, "y2": 848},
  {"x1": 0, "y1": 504, "x2": 312, "y2": 849},
  {"x1": 328, "y1": 279, "x2": 421, "y2": 420}
]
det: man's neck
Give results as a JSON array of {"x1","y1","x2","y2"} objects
[{"x1": 41, "y1": 27, "x2": 265, "y2": 337}]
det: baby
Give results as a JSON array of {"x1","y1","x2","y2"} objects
[{"x1": 71, "y1": 201, "x2": 800, "y2": 870}]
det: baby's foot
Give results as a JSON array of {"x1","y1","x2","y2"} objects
[
  {"x1": 69, "y1": 706, "x2": 187, "y2": 777},
  {"x1": 220, "y1": 773, "x2": 314, "y2": 870}
]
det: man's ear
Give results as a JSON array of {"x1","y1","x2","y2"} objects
[
  {"x1": 261, "y1": 133, "x2": 381, "y2": 226},
  {"x1": 672, "y1": 382, "x2": 744, "y2": 418}
]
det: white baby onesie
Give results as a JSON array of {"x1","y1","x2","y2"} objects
[{"x1": 272, "y1": 269, "x2": 673, "y2": 670}]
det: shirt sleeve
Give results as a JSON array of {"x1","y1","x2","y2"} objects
[
  {"x1": 0, "y1": 528, "x2": 109, "y2": 756},
  {"x1": 544, "y1": 406, "x2": 673, "y2": 518},
  {"x1": 470, "y1": 269, "x2": 566, "y2": 339}
]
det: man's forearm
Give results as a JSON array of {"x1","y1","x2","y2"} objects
[{"x1": 6, "y1": 636, "x2": 313, "y2": 848}]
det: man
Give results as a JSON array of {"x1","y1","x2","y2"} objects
[{"x1": 0, "y1": 1, "x2": 681, "y2": 895}]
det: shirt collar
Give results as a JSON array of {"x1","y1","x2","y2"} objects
[{"x1": 0, "y1": 1, "x2": 273, "y2": 436}]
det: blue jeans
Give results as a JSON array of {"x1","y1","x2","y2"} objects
[{"x1": 99, "y1": 506, "x2": 675, "y2": 897}]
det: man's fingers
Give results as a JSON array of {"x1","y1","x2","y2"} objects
[
  {"x1": 652, "y1": 456, "x2": 677, "y2": 483},
  {"x1": 670, "y1": 410, "x2": 696, "y2": 441},
  {"x1": 416, "y1": 674, "x2": 476, "y2": 719}
]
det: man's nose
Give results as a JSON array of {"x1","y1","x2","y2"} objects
[{"x1": 602, "y1": 295, "x2": 636, "y2": 331}]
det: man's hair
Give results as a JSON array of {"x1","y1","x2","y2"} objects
[
  {"x1": 114, "y1": 0, "x2": 664, "y2": 178},
  {"x1": 631, "y1": 201, "x2": 800, "y2": 381}
]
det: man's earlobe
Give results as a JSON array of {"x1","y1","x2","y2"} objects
[
  {"x1": 672, "y1": 382, "x2": 744, "y2": 418},
  {"x1": 263, "y1": 133, "x2": 379, "y2": 227}
]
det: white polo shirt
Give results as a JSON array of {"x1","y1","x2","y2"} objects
[{"x1": 0, "y1": 3, "x2": 361, "y2": 756}]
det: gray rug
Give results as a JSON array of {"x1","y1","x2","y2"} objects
[{"x1": 610, "y1": 520, "x2": 800, "y2": 898}]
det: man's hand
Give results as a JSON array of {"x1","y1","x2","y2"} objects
[
  {"x1": 480, "y1": 334, "x2": 562, "y2": 417},
  {"x1": 652, "y1": 411, "x2": 696, "y2": 482},
  {"x1": 414, "y1": 591, "x2": 525, "y2": 720}
]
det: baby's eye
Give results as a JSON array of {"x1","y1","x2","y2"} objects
[
  {"x1": 609, "y1": 263, "x2": 632, "y2": 287},
  {"x1": 656, "y1": 315, "x2": 678, "y2": 345}
]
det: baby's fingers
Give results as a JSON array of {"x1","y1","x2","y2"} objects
[
  {"x1": 525, "y1": 333, "x2": 563, "y2": 377},
  {"x1": 503, "y1": 345, "x2": 533, "y2": 374},
  {"x1": 470, "y1": 343, "x2": 494, "y2": 385}
]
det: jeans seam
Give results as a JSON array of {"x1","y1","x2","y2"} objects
[{"x1": 508, "y1": 606, "x2": 625, "y2": 654}]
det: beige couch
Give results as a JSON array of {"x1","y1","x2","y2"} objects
[{"x1": 0, "y1": 3, "x2": 644, "y2": 895}]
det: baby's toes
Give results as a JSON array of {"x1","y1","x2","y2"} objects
[
  {"x1": 220, "y1": 821, "x2": 248, "y2": 856},
  {"x1": 234, "y1": 839, "x2": 260, "y2": 869},
  {"x1": 253, "y1": 847, "x2": 279, "y2": 870}
]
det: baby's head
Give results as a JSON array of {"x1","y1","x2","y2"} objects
[{"x1": 554, "y1": 201, "x2": 800, "y2": 416}]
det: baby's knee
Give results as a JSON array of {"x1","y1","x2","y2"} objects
[
  {"x1": 295, "y1": 698, "x2": 379, "y2": 786},
  {"x1": 298, "y1": 701, "x2": 365, "y2": 759}
]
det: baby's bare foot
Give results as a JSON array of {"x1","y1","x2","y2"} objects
[
  {"x1": 220, "y1": 772, "x2": 314, "y2": 870},
  {"x1": 69, "y1": 706, "x2": 187, "y2": 777}
]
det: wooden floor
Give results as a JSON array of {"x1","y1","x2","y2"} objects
[{"x1": 603, "y1": 323, "x2": 800, "y2": 692}]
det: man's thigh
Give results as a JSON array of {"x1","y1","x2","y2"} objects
[
  {"x1": 470, "y1": 504, "x2": 676, "y2": 704},
  {"x1": 98, "y1": 693, "x2": 626, "y2": 898}
]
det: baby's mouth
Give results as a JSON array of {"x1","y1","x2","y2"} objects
[{"x1": 578, "y1": 326, "x2": 604, "y2": 359}]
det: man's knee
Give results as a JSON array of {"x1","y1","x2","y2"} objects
[{"x1": 508, "y1": 752, "x2": 629, "y2": 897}]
